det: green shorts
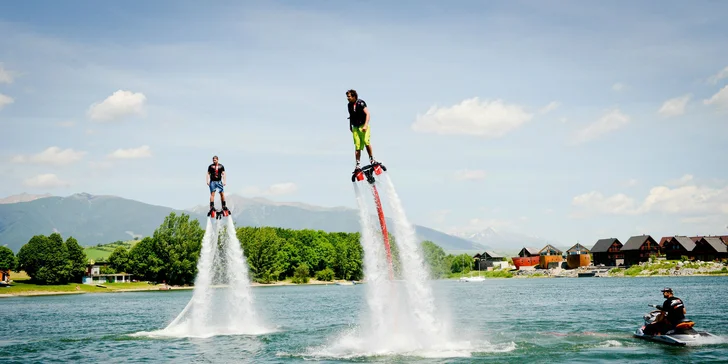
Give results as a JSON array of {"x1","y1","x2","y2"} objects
[{"x1": 352, "y1": 125, "x2": 370, "y2": 151}]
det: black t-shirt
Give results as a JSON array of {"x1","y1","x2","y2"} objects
[
  {"x1": 208, "y1": 163, "x2": 225, "y2": 181},
  {"x1": 348, "y1": 99, "x2": 368, "y2": 127},
  {"x1": 661, "y1": 296, "x2": 686, "y2": 322}
]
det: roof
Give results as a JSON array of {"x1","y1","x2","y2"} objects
[
  {"x1": 519, "y1": 247, "x2": 540, "y2": 256},
  {"x1": 666, "y1": 236, "x2": 696, "y2": 252},
  {"x1": 483, "y1": 251, "x2": 504, "y2": 259},
  {"x1": 591, "y1": 238, "x2": 621, "y2": 253},
  {"x1": 621, "y1": 235, "x2": 657, "y2": 251},
  {"x1": 699, "y1": 237, "x2": 728, "y2": 253},
  {"x1": 567, "y1": 243, "x2": 590, "y2": 254},
  {"x1": 539, "y1": 244, "x2": 562, "y2": 255}
]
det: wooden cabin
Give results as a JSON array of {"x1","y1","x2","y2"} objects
[
  {"x1": 621, "y1": 235, "x2": 660, "y2": 266},
  {"x1": 692, "y1": 237, "x2": 728, "y2": 262},
  {"x1": 566, "y1": 243, "x2": 591, "y2": 269},
  {"x1": 660, "y1": 236, "x2": 696, "y2": 261},
  {"x1": 475, "y1": 251, "x2": 507, "y2": 270},
  {"x1": 512, "y1": 247, "x2": 540, "y2": 269},
  {"x1": 539, "y1": 244, "x2": 563, "y2": 269},
  {"x1": 590, "y1": 238, "x2": 623, "y2": 266}
]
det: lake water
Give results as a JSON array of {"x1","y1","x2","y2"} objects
[{"x1": 2, "y1": 276, "x2": 727, "y2": 363}]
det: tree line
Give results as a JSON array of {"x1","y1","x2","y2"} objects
[{"x1": 0, "y1": 212, "x2": 480, "y2": 285}]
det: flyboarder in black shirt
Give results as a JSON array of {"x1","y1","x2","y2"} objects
[
  {"x1": 206, "y1": 155, "x2": 229, "y2": 218},
  {"x1": 347, "y1": 89, "x2": 378, "y2": 172}
]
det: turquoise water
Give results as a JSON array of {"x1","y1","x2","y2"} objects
[{"x1": 2, "y1": 276, "x2": 727, "y2": 363}]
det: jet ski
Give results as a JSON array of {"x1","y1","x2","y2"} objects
[{"x1": 634, "y1": 304, "x2": 717, "y2": 346}]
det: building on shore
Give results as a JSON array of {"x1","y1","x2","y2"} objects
[
  {"x1": 692, "y1": 237, "x2": 728, "y2": 262},
  {"x1": 590, "y1": 238, "x2": 624, "y2": 266},
  {"x1": 512, "y1": 247, "x2": 540, "y2": 269},
  {"x1": 539, "y1": 244, "x2": 563, "y2": 269},
  {"x1": 660, "y1": 236, "x2": 697, "y2": 260},
  {"x1": 621, "y1": 235, "x2": 660, "y2": 266},
  {"x1": 474, "y1": 251, "x2": 507, "y2": 270},
  {"x1": 566, "y1": 243, "x2": 591, "y2": 269}
]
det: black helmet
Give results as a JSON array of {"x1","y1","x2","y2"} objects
[{"x1": 661, "y1": 287, "x2": 673, "y2": 293}]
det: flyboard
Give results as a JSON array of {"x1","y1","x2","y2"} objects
[
  {"x1": 352, "y1": 161, "x2": 394, "y2": 280},
  {"x1": 207, "y1": 205, "x2": 231, "y2": 220}
]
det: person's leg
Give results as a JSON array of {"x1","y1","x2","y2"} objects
[
  {"x1": 209, "y1": 182, "x2": 216, "y2": 209},
  {"x1": 353, "y1": 126, "x2": 363, "y2": 167},
  {"x1": 363, "y1": 126, "x2": 375, "y2": 163},
  {"x1": 219, "y1": 184, "x2": 227, "y2": 210}
]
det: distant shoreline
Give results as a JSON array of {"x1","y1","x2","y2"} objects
[
  {"x1": 4, "y1": 272, "x2": 728, "y2": 298},
  {"x1": 0, "y1": 279, "x2": 361, "y2": 298}
]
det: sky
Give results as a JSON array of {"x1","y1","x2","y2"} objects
[{"x1": 1, "y1": 0, "x2": 727, "y2": 247}]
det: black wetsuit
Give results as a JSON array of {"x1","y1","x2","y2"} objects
[
  {"x1": 348, "y1": 99, "x2": 367, "y2": 128},
  {"x1": 660, "y1": 296, "x2": 686, "y2": 325},
  {"x1": 644, "y1": 296, "x2": 686, "y2": 335}
]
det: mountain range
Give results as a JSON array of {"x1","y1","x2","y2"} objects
[
  {"x1": 0, "y1": 192, "x2": 499, "y2": 254},
  {"x1": 448, "y1": 227, "x2": 568, "y2": 256}
]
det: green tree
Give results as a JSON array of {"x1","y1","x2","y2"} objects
[
  {"x1": 65, "y1": 237, "x2": 88, "y2": 283},
  {"x1": 421, "y1": 240, "x2": 448, "y2": 278},
  {"x1": 127, "y1": 237, "x2": 164, "y2": 282},
  {"x1": 0, "y1": 246, "x2": 17, "y2": 272},
  {"x1": 108, "y1": 246, "x2": 130, "y2": 273},
  {"x1": 150, "y1": 212, "x2": 204, "y2": 285},
  {"x1": 238, "y1": 227, "x2": 284, "y2": 283}
]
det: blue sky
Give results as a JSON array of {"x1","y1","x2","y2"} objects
[{"x1": 1, "y1": 0, "x2": 727, "y2": 246}]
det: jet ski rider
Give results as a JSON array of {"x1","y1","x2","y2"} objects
[{"x1": 643, "y1": 287, "x2": 687, "y2": 335}]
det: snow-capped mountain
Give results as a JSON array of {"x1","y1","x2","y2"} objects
[{"x1": 448, "y1": 227, "x2": 565, "y2": 255}]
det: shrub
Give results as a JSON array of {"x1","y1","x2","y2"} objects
[
  {"x1": 315, "y1": 268, "x2": 335, "y2": 281},
  {"x1": 292, "y1": 263, "x2": 310, "y2": 284}
]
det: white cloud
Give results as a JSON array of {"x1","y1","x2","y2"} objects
[
  {"x1": 641, "y1": 184, "x2": 728, "y2": 215},
  {"x1": 703, "y1": 85, "x2": 728, "y2": 109},
  {"x1": 612, "y1": 83, "x2": 624, "y2": 91},
  {"x1": 87, "y1": 90, "x2": 147, "y2": 121},
  {"x1": 658, "y1": 94, "x2": 691, "y2": 117},
  {"x1": 707, "y1": 66, "x2": 728, "y2": 85},
  {"x1": 539, "y1": 101, "x2": 560, "y2": 114},
  {"x1": 11, "y1": 147, "x2": 86, "y2": 166},
  {"x1": 0, "y1": 93, "x2": 14, "y2": 110},
  {"x1": 23, "y1": 173, "x2": 69, "y2": 188},
  {"x1": 571, "y1": 191, "x2": 638, "y2": 217},
  {"x1": 411, "y1": 97, "x2": 533, "y2": 138},
  {"x1": 107, "y1": 145, "x2": 152, "y2": 159},
  {"x1": 242, "y1": 182, "x2": 298, "y2": 196},
  {"x1": 571, "y1": 176, "x2": 728, "y2": 217},
  {"x1": 666, "y1": 174, "x2": 693, "y2": 187},
  {"x1": 572, "y1": 108, "x2": 630, "y2": 144},
  {"x1": 454, "y1": 169, "x2": 487, "y2": 181},
  {"x1": 0, "y1": 63, "x2": 14, "y2": 84}
]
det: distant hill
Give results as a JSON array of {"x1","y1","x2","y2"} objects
[
  {"x1": 0, "y1": 193, "x2": 201, "y2": 252},
  {"x1": 84, "y1": 239, "x2": 139, "y2": 262},
  {"x1": 0, "y1": 193, "x2": 53, "y2": 204},
  {"x1": 448, "y1": 227, "x2": 568, "y2": 256},
  {"x1": 0, "y1": 193, "x2": 487, "y2": 254}
]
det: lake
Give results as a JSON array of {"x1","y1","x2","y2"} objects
[{"x1": 2, "y1": 276, "x2": 727, "y2": 363}]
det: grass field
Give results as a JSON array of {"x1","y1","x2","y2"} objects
[
  {"x1": 2, "y1": 270, "x2": 165, "y2": 295},
  {"x1": 82, "y1": 239, "x2": 139, "y2": 262}
]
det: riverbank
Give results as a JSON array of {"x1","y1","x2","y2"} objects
[{"x1": 0, "y1": 278, "x2": 361, "y2": 298}]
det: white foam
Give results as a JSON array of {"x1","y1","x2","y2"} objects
[
  {"x1": 133, "y1": 217, "x2": 273, "y2": 339},
  {"x1": 306, "y1": 175, "x2": 508, "y2": 359}
]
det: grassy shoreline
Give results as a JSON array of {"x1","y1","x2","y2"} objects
[{"x1": 4, "y1": 261, "x2": 727, "y2": 298}]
